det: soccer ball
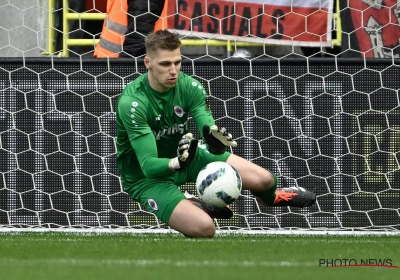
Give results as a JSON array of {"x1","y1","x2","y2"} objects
[{"x1": 195, "y1": 161, "x2": 242, "y2": 207}]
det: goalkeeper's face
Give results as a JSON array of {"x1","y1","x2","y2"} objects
[{"x1": 145, "y1": 48, "x2": 182, "y2": 93}]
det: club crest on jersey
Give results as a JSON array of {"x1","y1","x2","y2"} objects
[
  {"x1": 174, "y1": 105, "x2": 185, "y2": 117},
  {"x1": 148, "y1": 198, "x2": 158, "y2": 211}
]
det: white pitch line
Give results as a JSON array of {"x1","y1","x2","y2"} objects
[
  {"x1": 1, "y1": 228, "x2": 399, "y2": 236},
  {"x1": 0, "y1": 258, "x2": 315, "y2": 267}
]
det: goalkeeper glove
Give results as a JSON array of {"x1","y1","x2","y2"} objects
[
  {"x1": 170, "y1": 133, "x2": 199, "y2": 172},
  {"x1": 202, "y1": 124, "x2": 237, "y2": 155}
]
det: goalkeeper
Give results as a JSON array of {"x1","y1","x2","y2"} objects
[{"x1": 116, "y1": 30, "x2": 316, "y2": 238}]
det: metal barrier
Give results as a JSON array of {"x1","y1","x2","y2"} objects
[
  {"x1": 43, "y1": 0, "x2": 105, "y2": 57},
  {"x1": 44, "y1": 0, "x2": 342, "y2": 57}
]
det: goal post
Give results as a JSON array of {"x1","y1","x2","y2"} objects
[{"x1": 0, "y1": 57, "x2": 399, "y2": 233}]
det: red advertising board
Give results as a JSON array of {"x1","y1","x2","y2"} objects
[{"x1": 159, "y1": 0, "x2": 333, "y2": 46}]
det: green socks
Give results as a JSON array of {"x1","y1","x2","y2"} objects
[{"x1": 250, "y1": 172, "x2": 278, "y2": 205}]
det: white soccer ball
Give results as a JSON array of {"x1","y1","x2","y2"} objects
[{"x1": 196, "y1": 161, "x2": 242, "y2": 207}]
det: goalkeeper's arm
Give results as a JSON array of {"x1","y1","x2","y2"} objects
[
  {"x1": 188, "y1": 91, "x2": 237, "y2": 155},
  {"x1": 131, "y1": 132, "x2": 197, "y2": 178},
  {"x1": 202, "y1": 124, "x2": 237, "y2": 155}
]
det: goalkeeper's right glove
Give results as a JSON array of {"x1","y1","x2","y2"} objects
[{"x1": 170, "y1": 133, "x2": 198, "y2": 172}]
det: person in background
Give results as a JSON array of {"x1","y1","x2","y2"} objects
[{"x1": 94, "y1": 0, "x2": 165, "y2": 58}]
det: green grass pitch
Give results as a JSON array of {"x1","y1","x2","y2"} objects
[{"x1": 0, "y1": 232, "x2": 399, "y2": 280}]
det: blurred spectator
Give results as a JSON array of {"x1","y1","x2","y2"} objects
[{"x1": 94, "y1": 0, "x2": 165, "y2": 58}]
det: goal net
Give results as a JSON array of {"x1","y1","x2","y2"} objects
[{"x1": 0, "y1": 1, "x2": 399, "y2": 233}]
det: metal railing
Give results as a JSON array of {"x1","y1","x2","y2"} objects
[
  {"x1": 43, "y1": 0, "x2": 105, "y2": 57},
  {"x1": 44, "y1": 0, "x2": 342, "y2": 57}
]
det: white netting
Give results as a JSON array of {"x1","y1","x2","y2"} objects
[{"x1": 0, "y1": 1, "x2": 399, "y2": 232}]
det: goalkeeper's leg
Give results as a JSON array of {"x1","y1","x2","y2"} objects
[
  {"x1": 126, "y1": 180, "x2": 230, "y2": 238},
  {"x1": 165, "y1": 193, "x2": 232, "y2": 238},
  {"x1": 226, "y1": 154, "x2": 316, "y2": 208},
  {"x1": 168, "y1": 199, "x2": 217, "y2": 238}
]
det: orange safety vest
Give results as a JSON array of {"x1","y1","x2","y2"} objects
[
  {"x1": 94, "y1": 0, "x2": 168, "y2": 58},
  {"x1": 94, "y1": 0, "x2": 128, "y2": 58}
]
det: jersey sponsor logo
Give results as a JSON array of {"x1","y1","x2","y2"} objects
[
  {"x1": 174, "y1": 105, "x2": 185, "y2": 117},
  {"x1": 147, "y1": 198, "x2": 158, "y2": 211},
  {"x1": 152, "y1": 120, "x2": 189, "y2": 140}
]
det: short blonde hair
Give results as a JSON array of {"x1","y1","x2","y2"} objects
[{"x1": 145, "y1": 30, "x2": 181, "y2": 55}]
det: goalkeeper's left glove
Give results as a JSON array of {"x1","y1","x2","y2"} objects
[{"x1": 202, "y1": 124, "x2": 237, "y2": 155}]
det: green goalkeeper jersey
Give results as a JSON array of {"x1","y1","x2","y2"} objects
[{"x1": 116, "y1": 72, "x2": 215, "y2": 188}]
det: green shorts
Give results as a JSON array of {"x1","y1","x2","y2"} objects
[{"x1": 123, "y1": 146, "x2": 231, "y2": 224}]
